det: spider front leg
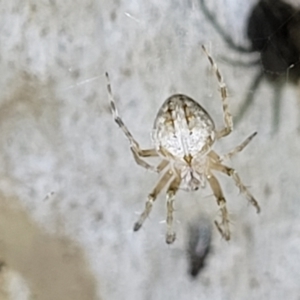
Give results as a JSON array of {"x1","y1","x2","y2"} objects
[
  {"x1": 165, "y1": 176, "x2": 181, "y2": 244},
  {"x1": 208, "y1": 132, "x2": 257, "y2": 165},
  {"x1": 221, "y1": 131, "x2": 257, "y2": 161},
  {"x1": 105, "y1": 72, "x2": 158, "y2": 172},
  {"x1": 207, "y1": 173, "x2": 231, "y2": 240},
  {"x1": 133, "y1": 170, "x2": 173, "y2": 232},
  {"x1": 210, "y1": 162, "x2": 260, "y2": 213},
  {"x1": 202, "y1": 46, "x2": 233, "y2": 139}
]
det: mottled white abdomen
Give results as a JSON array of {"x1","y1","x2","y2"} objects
[{"x1": 152, "y1": 95, "x2": 215, "y2": 160}]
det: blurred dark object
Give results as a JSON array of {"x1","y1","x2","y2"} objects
[
  {"x1": 247, "y1": 0, "x2": 300, "y2": 78},
  {"x1": 187, "y1": 218, "x2": 212, "y2": 278},
  {"x1": 199, "y1": 0, "x2": 300, "y2": 131},
  {"x1": 0, "y1": 260, "x2": 5, "y2": 272}
]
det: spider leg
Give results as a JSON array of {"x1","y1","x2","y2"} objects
[
  {"x1": 202, "y1": 46, "x2": 232, "y2": 139},
  {"x1": 156, "y1": 159, "x2": 169, "y2": 173},
  {"x1": 210, "y1": 162, "x2": 260, "y2": 213},
  {"x1": 207, "y1": 150, "x2": 221, "y2": 162},
  {"x1": 133, "y1": 170, "x2": 173, "y2": 232},
  {"x1": 235, "y1": 70, "x2": 264, "y2": 124},
  {"x1": 106, "y1": 72, "x2": 158, "y2": 172},
  {"x1": 130, "y1": 149, "x2": 159, "y2": 172},
  {"x1": 221, "y1": 132, "x2": 257, "y2": 161},
  {"x1": 208, "y1": 132, "x2": 256, "y2": 163},
  {"x1": 206, "y1": 173, "x2": 231, "y2": 240},
  {"x1": 199, "y1": 0, "x2": 252, "y2": 53},
  {"x1": 165, "y1": 176, "x2": 181, "y2": 244}
]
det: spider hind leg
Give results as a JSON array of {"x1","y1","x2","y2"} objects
[
  {"x1": 165, "y1": 176, "x2": 181, "y2": 244},
  {"x1": 133, "y1": 170, "x2": 173, "y2": 232},
  {"x1": 207, "y1": 173, "x2": 231, "y2": 240}
]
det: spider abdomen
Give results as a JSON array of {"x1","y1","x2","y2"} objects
[{"x1": 152, "y1": 94, "x2": 215, "y2": 159}]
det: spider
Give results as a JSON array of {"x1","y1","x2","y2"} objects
[
  {"x1": 199, "y1": 0, "x2": 300, "y2": 131},
  {"x1": 105, "y1": 46, "x2": 260, "y2": 244}
]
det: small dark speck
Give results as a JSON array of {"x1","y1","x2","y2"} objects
[
  {"x1": 249, "y1": 277, "x2": 260, "y2": 289},
  {"x1": 264, "y1": 183, "x2": 272, "y2": 198},
  {"x1": 120, "y1": 68, "x2": 132, "y2": 77},
  {"x1": 94, "y1": 211, "x2": 104, "y2": 222},
  {"x1": 30, "y1": 4, "x2": 37, "y2": 12},
  {"x1": 110, "y1": 10, "x2": 117, "y2": 21},
  {"x1": 70, "y1": 69, "x2": 80, "y2": 79},
  {"x1": 40, "y1": 27, "x2": 49, "y2": 37},
  {"x1": 242, "y1": 223, "x2": 253, "y2": 243},
  {"x1": 69, "y1": 202, "x2": 78, "y2": 210}
]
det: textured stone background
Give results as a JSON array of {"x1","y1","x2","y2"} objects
[{"x1": 1, "y1": 0, "x2": 300, "y2": 299}]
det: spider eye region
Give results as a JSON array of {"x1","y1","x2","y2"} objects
[{"x1": 152, "y1": 94, "x2": 215, "y2": 159}]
